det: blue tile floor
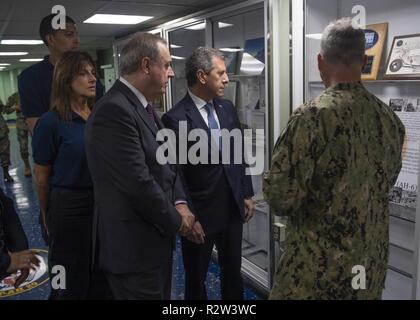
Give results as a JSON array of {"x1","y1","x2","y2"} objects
[{"x1": 0, "y1": 124, "x2": 261, "y2": 300}]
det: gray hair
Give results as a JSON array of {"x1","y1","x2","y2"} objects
[
  {"x1": 321, "y1": 18, "x2": 365, "y2": 66},
  {"x1": 186, "y1": 47, "x2": 224, "y2": 87},
  {"x1": 120, "y1": 32, "x2": 167, "y2": 75}
]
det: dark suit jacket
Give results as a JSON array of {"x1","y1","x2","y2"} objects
[
  {"x1": 85, "y1": 79, "x2": 184, "y2": 274},
  {"x1": 162, "y1": 93, "x2": 254, "y2": 234}
]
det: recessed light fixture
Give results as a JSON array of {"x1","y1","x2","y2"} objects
[
  {"x1": 0, "y1": 52, "x2": 28, "y2": 56},
  {"x1": 171, "y1": 55, "x2": 185, "y2": 60},
  {"x1": 219, "y1": 48, "x2": 244, "y2": 52},
  {"x1": 84, "y1": 14, "x2": 153, "y2": 25},
  {"x1": 218, "y1": 22, "x2": 234, "y2": 29},
  {"x1": 1, "y1": 40, "x2": 43, "y2": 45},
  {"x1": 20, "y1": 58, "x2": 43, "y2": 62},
  {"x1": 0, "y1": 63, "x2": 11, "y2": 66},
  {"x1": 147, "y1": 29, "x2": 161, "y2": 35},
  {"x1": 305, "y1": 33, "x2": 323, "y2": 40},
  {"x1": 186, "y1": 22, "x2": 206, "y2": 30}
]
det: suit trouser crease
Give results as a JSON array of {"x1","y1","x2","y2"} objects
[{"x1": 182, "y1": 209, "x2": 244, "y2": 300}]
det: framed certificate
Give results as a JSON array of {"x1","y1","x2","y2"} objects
[{"x1": 384, "y1": 33, "x2": 420, "y2": 80}]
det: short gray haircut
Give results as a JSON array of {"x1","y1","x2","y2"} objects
[
  {"x1": 321, "y1": 18, "x2": 365, "y2": 66},
  {"x1": 186, "y1": 47, "x2": 224, "y2": 87},
  {"x1": 120, "y1": 32, "x2": 167, "y2": 75}
]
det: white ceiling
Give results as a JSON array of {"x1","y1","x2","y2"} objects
[{"x1": 0, "y1": 0, "x2": 244, "y2": 70}]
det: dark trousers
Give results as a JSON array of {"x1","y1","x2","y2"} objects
[
  {"x1": 105, "y1": 256, "x2": 173, "y2": 300},
  {"x1": 47, "y1": 187, "x2": 111, "y2": 300},
  {"x1": 182, "y1": 211, "x2": 244, "y2": 300},
  {"x1": 39, "y1": 210, "x2": 50, "y2": 246}
]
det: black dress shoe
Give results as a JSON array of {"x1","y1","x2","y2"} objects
[{"x1": 4, "y1": 173, "x2": 14, "y2": 182}]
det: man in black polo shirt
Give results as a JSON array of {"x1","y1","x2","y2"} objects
[{"x1": 18, "y1": 14, "x2": 104, "y2": 134}]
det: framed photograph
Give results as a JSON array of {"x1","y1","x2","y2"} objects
[
  {"x1": 389, "y1": 98, "x2": 404, "y2": 112},
  {"x1": 384, "y1": 33, "x2": 420, "y2": 79},
  {"x1": 223, "y1": 50, "x2": 240, "y2": 75},
  {"x1": 244, "y1": 37, "x2": 265, "y2": 63},
  {"x1": 362, "y1": 23, "x2": 388, "y2": 80}
]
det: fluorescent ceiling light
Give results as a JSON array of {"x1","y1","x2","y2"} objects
[
  {"x1": 171, "y1": 55, "x2": 185, "y2": 60},
  {"x1": 305, "y1": 33, "x2": 322, "y2": 40},
  {"x1": 0, "y1": 63, "x2": 11, "y2": 66},
  {"x1": 20, "y1": 58, "x2": 43, "y2": 62},
  {"x1": 84, "y1": 14, "x2": 153, "y2": 25},
  {"x1": 0, "y1": 52, "x2": 28, "y2": 56},
  {"x1": 147, "y1": 29, "x2": 161, "y2": 35},
  {"x1": 170, "y1": 44, "x2": 182, "y2": 49},
  {"x1": 186, "y1": 22, "x2": 206, "y2": 30},
  {"x1": 1, "y1": 40, "x2": 43, "y2": 45},
  {"x1": 219, "y1": 48, "x2": 243, "y2": 52},
  {"x1": 218, "y1": 22, "x2": 233, "y2": 29}
]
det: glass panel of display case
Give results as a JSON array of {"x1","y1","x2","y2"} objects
[
  {"x1": 212, "y1": 4, "x2": 270, "y2": 285},
  {"x1": 167, "y1": 22, "x2": 206, "y2": 107}
]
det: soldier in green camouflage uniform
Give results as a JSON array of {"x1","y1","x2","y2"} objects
[
  {"x1": 263, "y1": 18, "x2": 405, "y2": 299},
  {"x1": 7, "y1": 93, "x2": 31, "y2": 177},
  {"x1": 0, "y1": 100, "x2": 15, "y2": 182}
]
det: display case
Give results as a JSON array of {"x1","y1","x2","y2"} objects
[
  {"x1": 294, "y1": 0, "x2": 420, "y2": 299},
  {"x1": 213, "y1": 4, "x2": 272, "y2": 289}
]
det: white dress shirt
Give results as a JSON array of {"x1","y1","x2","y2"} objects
[
  {"x1": 120, "y1": 77, "x2": 150, "y2": 109},
  {"x1": 188, "y1": 89, "x2": 221, "y2": 129}
]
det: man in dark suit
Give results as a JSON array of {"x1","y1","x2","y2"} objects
[
  {"x1": 162, "y1": 47, "x2": 255, "y2": 300},
  {"x1": 85, "y1": 32, "x2": 194, "y2": 300}
]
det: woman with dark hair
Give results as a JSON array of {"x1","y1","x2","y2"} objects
[{"x1": 32, "y1": 51, "x2": 109, "y2": 299}]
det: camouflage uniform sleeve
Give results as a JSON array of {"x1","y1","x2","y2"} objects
[
  {"x1": 390, "y1": 114, "x2": 406, "y2": 187},
  {"x1": 1, "y1": 104, "x2": 15, "y2": 115},
  {"x1": 263, "y1": 106, "x2": 321, "y2": 215},
  {"x1": 4, "y1": 106, "x2": 15, "y2": 115}
]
